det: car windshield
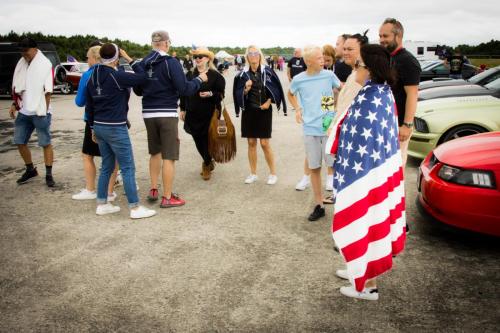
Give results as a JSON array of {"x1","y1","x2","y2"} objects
[
  {"x1": 484, "y1": 78, "x2": 500, "y2": 90},
  {"x1": 469, "y1": 67, "x2": 500, "y2": 84}
]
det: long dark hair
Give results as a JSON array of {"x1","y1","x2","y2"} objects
[{"x1": 360, "y1": 44, "x2": 395, "y2": 85}]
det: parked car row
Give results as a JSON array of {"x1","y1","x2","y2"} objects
[{"x1": 412, "y1": 65, "x2": 500, "y2": 237}]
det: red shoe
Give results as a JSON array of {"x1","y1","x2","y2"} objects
[
  {"x1": 147, "y1": 188, "x2": 159, "y2": 202},
  {"x1": 160, "y1": 193, "x2": 185, "y2": 208}
]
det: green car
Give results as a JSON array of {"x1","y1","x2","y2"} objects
[{"x1": 409, "y1": 90, "x2": 500, "y2": 159}]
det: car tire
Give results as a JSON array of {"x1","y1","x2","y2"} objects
[
  {"x1": 440, "y1": 124, "x2": 487, "y2": 144},
  {"x1": 55, "y1": 65, "x2": 66, "y2": 84},
  {"x1": 60, "y1": 82, "x2": 73, "y2": 95}
]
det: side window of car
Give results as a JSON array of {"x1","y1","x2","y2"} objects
[
  {"x1": 485, "y1": 72, "x2": 500, "y2": 85},
  {"x1": 433, "y1": 64, "x2": 448, "y2": 74}
]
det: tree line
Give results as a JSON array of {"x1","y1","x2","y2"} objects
[
  {"x1": 2, "y1": 31, "x2": 499, "y2": 61},
  {"x1": 0, "y1": 31, "x2": 295, "y2": 61}
]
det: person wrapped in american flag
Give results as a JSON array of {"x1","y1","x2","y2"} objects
[{"x1": 326, "y1": 44, "x2": 406, "y2": 300}]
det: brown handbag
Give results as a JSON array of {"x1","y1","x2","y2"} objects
[{"x1": 208, "y1": 102, "x2": 237, "y2": 163}]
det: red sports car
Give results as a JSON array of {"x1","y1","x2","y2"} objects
[{"x1": 417, "y1": 131, "x2": 500, "y2": 236}]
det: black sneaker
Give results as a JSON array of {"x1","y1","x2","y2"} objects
[
  {"x1": 308, "y1": 204, "x2": 325, "y2": 221},
  {"x1": 45, "y1": 175, "x2": 55, "y2": 187},
  {"x1": 16, "y1": 167, "x2": 38, "y2": 184}
]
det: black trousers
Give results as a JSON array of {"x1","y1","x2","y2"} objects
[{"x1": 192, "y1": 133, "x2": 211, "y2": 165}]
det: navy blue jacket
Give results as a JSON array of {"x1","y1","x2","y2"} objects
[
  {"x1": 86, "y1": 62, "x2": 145, "y2": 127},
  {"x1": 133, "y1": 50, "x2": 202, "y2": 117},
  {"x1": 233, "y1": 65, "x2": 287, "y2": 116}
]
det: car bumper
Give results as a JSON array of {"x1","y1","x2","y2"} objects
[
  {"x1": 408, "y1": 132, "x2": 440, "y2": 159},
  {"x1": 418, "y1": 160, "x2": 500, "y2": 237}
]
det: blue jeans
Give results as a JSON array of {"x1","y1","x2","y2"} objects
[
  {"x1": 93, "y1": 124, "x2": 139, "y2": 208},
  {"x1": 13, "y1": 112, "x2": 52, "y2": 146}
]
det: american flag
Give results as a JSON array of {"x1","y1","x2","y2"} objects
[{"x1": 330, "y1": 82, "x2": 406, "y2": 292}]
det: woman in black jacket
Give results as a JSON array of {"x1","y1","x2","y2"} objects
[{"x1": 180, "y1": 47, "x2": 225, "y2": 180}]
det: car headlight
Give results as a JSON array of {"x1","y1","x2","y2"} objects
[{"x1": 438, "y1": 164, "x2": 496, "y2": 189}]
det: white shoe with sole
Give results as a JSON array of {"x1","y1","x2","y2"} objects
[
  {"x1": 130, "y1": 205, "x2": 156, "y2": 219},
  {"x1": 72, "y1": 188, "x2": 97, "y2": 200},
  {"x1": 96, "y1": 203, "x2": 121, "y2": 216},
  {"x1": 335, "y1": 269, "x2": 349, "y2": 280},
  {"x1": 244, "y1": 174, "x2": 258, "y2": 184},
  {"x1": 295, "y1": 175, "x2": 310, "y2": 191},
  {"x1": 340, "y1": 285, "x2": 379, "y2": 301},
  {"x1": 267, "y1": 175, "x2": 278, "y2": 185}
]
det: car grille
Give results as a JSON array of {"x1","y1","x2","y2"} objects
[{"x1": 414, "y1": 117, "x2": 429, "y2": 133}]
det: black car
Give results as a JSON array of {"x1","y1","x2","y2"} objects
[
  {"x1": 419, "y1": 66, "x2": 500, "y2": 90},
  {"x1": 418, "y1": 78, "x2": 500, "y2": 101},
  {"x1": 0, "y1": 41, "x2": 61, "y2": 96},
  {"x1": 419, "y1": 61, "x2": 478, "y2": 82}
]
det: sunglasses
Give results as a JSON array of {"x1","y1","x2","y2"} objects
[
  {"x1": 193, "y1": 55, "x2": 206, "y2": 60},
  {"x1": 247, "y1": 51, "x2": 260, "y2": 57}
]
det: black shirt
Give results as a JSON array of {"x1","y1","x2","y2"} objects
[
  {"x1": 390, "y1": 48, "x2": 421, "y2": 126},
  {"x1": 447, "y1": 55, "x2": 466, "y2": 75},
  {"x1": 287, "y1": 57, "x2": 307, "y2": 78},
  {"x1": 334, "y1": 60, "x2": 352, "y2": 83},
  {"x1": 247, "y1": 67, "x2": 268, "y2": 109}
]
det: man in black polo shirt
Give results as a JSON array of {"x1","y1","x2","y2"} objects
[
  {"x1": 379, "y1": 18, "x2": 421, "y2": 168},
  {"x1": 334, "y1": 34, "x2": 352, "y2": 83},
  {"x1": 287, "y1": 48, "x2": 307, "y2": 82}
]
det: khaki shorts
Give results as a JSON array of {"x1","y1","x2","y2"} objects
[
  {"x1": 304, "y1": 135, "x2": 334, "y2": 169},
  {"x1": 144, "y1": 117, "x2": 180, "y2": 160}
]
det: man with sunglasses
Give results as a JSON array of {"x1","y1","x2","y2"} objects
[
  {"x1": 133, "y1": 30, "x2": 208, "y2": 208},
  {"x1": 379, "y1": 18, "x2": 421, "y2": 169}
]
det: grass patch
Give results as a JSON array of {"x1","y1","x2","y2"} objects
[{"x1": 469, "y1": 58, "x2": 500, "y2": 68}]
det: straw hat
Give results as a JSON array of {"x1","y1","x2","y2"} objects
[{"x1": 190, "y1": 46, "x2": 214, "y2": 61}]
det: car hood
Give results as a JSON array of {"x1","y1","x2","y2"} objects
[
  {"x1": 418, "y1": 84, "x2": 492, "y2": 100},
  {"x1": 416, "y1": 95, "x2": 499, "y2": 117},
  {"x1": 434, "y1": 132, "x2": 500, "y2": 170},
  {"x1": 419, "y1": 79, "x2": 468, "y2": 91}
]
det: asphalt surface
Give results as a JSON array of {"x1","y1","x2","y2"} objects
[{"x1": 0, "y1": 68, "x2": 499, "y2": 332}]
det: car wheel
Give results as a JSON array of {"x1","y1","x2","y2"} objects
[
  {"x1": 440, "y1": 124, "x2": 487, "y2": 144},
  {"x1": 60, "y1": 82, "x2": 73, "y2": 95}
]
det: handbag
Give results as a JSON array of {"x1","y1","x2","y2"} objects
[{"x1": 208, "y1": 101, "x2": 237, "y2": 163}]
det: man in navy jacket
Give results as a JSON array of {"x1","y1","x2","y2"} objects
[{"x1": 133, "y1": 30, "x2": 207, "y2": 208}]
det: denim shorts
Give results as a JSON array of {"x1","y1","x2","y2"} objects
[{"x1": 13, "y1": 112, "x2": 52, "y2": 146}]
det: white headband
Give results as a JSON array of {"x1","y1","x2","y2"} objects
[{"x1": 101, "y1": 43, "x2": 119, "y2": 64}]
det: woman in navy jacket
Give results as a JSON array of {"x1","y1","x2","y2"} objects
[
  {"x1": 232, "y1": 45, "x2": 287, "y2": 185},
  {"x1": 86, "y1": 43, "x2": 156, "y2": 219}
]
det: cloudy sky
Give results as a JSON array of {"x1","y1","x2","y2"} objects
[{"x1": 1, "y1": 0, "x2": 498, "y2": 48}]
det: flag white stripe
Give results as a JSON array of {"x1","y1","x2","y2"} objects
[
  {"x1": 335, "y1": 151, "x2": 403, "y2": 212},
  {"x1": 333, "y1": 182, "x2": 405, "y2": 249}
]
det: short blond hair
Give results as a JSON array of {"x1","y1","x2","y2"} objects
[
  {"x1": 303, "y1": 45, "x2": 322, "y2": 61},
  {"x1": 322, "y1": 44, "x2": 336, "y2": 59},
  {"x1": 88, "y1": 45, "x2": 101, "y2": 63},
  {"x1": 245, "y1": 45, "x2": 267, "y2": 66}
]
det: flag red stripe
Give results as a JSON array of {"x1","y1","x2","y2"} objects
[
  {"x1": 332, "y1": 167, "x2": 404, "y2": 232},
  {"x1": 340, "y1": 198, "x2": 405, "y2": 262},
  {"x1": 353, "y1": 253, "x2": 394, "y2": 292}
]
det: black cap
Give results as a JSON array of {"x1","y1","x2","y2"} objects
[{"x1": 18, "y1": 37, "x2": 38, "y2": 49}]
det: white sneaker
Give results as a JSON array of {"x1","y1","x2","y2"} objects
[
  {"x1": 244, "y1": 174, "x2": 258, "y2": 184},
  {"x1": 72, "y1": 188, "x2": 96, "y2": 200},
  {"x1": 136, "y1": 181, "x2": 140, "y2": 191},
  {"x1": 325, "y1": 175, "x2": 334, "y2": 191},
  {"x1": 335, "y1": 269, "x2": 349, "y2": 280},
  {"x1": 339, "y1": 285, "x2": 379, "y2": 301},
  {"x1": 130, "y1": 205, "x2": 156, "y2": 219},
  {"x1": 96, "y1": 203, "x2": 121, "y2": 216},
  {"x1": 266, "y1": 175, "x2": 278, "y2": 185},
  {"x1": 295, "y1": 175, "x2": 310, "y2": 191},
  {"x1": 107, "y1": 191, "x2": 117, "y2": 202}
]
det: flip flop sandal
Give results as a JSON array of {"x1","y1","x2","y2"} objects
[{"x1": 323, "y1": 195, "x2": 334, "y2": 204}]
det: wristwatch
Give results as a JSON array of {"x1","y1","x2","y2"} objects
[{"x1": 402, "y1": 122, "x2": 414, "y2": 128}]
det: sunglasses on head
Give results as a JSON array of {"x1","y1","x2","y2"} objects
[{"x1": 193, "y1": 55, "x2": 206, "y2": 60}]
